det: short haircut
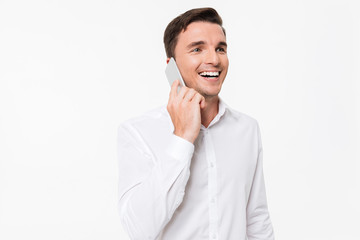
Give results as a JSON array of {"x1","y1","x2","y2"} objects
[{"x1": 163, "y1": 7, "x2": 226, "y2": 59}]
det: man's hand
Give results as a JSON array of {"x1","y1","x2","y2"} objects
[{"x1": 167, "y1": 80, "x2": 206, "y2": 144}]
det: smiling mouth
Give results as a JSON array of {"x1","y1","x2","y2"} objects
[{"x1": 199, "y1": 71, "x2": 221, "y2": 79}]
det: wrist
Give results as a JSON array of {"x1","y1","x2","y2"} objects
[{"x1": 173, "y1": 130, "x2": 196, "y2": 144}]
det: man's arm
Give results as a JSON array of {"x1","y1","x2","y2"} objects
[
  {"x1": 246, "y1": 123, "x2": 275, "y2": 240},
  {"x1": 118, "y1": 80, "x2": 204, "y2": 239},
  {"x1": 117, "y1": 124, "x2": 194, "y2": 240}
]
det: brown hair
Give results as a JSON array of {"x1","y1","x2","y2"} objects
[{"x1": 163, "y1": 7, "x2": 226, "y2": 59}]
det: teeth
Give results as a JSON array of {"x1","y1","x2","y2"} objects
[{"x1": 200, "y1": 71, "x2": 220, "y2": 77}]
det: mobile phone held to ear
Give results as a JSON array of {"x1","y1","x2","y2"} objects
[{"x1": 165, "y1": 57, "x2": 186, "y2": 93}]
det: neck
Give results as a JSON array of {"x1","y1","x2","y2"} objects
[{"x1": 201, "y1": 96, "x2": 220, "y2": 128}]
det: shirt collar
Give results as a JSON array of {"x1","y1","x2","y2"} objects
[{"x1": 201, "y1": 97, "x2": 229, "y2": 129}]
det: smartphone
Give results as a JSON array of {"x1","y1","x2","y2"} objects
[{"x1": 165, "y1": 57, "x2": 186, "y2": 93}]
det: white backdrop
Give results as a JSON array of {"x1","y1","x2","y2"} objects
[{"x1": 0, "y1": 0, "x2": 359, "y2": 239}]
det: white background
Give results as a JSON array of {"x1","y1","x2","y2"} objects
[{"x1": 0, "y1": 0, "x2": 359, "y2": 239}]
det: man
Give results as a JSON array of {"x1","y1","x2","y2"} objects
[{"x1": 117, "y1": 8, "x2": 274, "y2": 240}]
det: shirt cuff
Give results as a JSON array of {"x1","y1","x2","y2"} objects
[{"x1": 166, "y1": 134, "x2": 195, "y2": 162}]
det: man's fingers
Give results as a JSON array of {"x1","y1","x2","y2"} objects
[
  {"x1": 170, "y1": 82, "x2": 205, "y2": 109},
  {"x1": 170, "y1": 79, "x2": 180, "y2": 100},
  {"x1": 184, "y1": 89, "x2": 197, "y2": 102},
  {"x1": 177, "y1": 84, "x2": 189, "y2": 100},
  {"x1": 192, "y1": 93, "x2": 205, "y2": 106}
]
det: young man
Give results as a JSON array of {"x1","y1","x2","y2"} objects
[{"x1": 117, "y1": 8, "x2": 274, "y2": 240}]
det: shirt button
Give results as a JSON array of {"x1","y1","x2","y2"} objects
[
  {"x1": 210, "y1": 162, "x2": 214, "y2": 168},
  {"x1": 211, "y1": 198, "x2": 215, "y2": 203},
  {"x1": 212, "y1": 234, "x2": 216, "y2": 239}
]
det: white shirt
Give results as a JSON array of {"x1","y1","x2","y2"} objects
[{"x1": 117, "y1": 99, "x2": 274, "y2": 240}]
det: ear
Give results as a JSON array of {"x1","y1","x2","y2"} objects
[{"x1": 166, "y1": 58, "x2": 170, "y2": 64}]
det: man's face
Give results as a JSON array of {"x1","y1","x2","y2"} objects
[{"x1": 171, "y1": 21, "x2": 229, "y2": 98}]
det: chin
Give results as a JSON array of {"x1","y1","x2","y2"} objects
[{"x1": 200, "y1": 88, "x2": 221, "y2": 98}]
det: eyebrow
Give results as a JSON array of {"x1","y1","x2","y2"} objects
[
  {"x1": 186, "y1": 41, "x2": 227, "y2": 49},
  {"x1": 218, "y1": 41, "x2": 227, "y2": 47},
  {"x1": 186, "y1": 41, "x2": 205, "y2": 49}
]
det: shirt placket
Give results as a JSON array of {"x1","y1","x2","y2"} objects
[{"x1": 204, "y1": 129, "x2": 219, "y2": 240}]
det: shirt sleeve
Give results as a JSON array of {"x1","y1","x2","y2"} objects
[
  {"x1": 246, "y1": 123, "x2": 275, "y2": 240},
  {"x1": 117, "y1": 123, "x2": 194, "y2": 240}
]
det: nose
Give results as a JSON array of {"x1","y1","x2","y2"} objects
[{"x1": 204, "y1": 49, "x2": 220, "y2": 66}]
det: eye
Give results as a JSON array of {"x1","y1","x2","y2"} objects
[
  {"x1": 192, "y1": 48, "x2": 201, "y2": 52},
  {"x1": 216, "y1": 47, "x2": 226, "y2": 52}
]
